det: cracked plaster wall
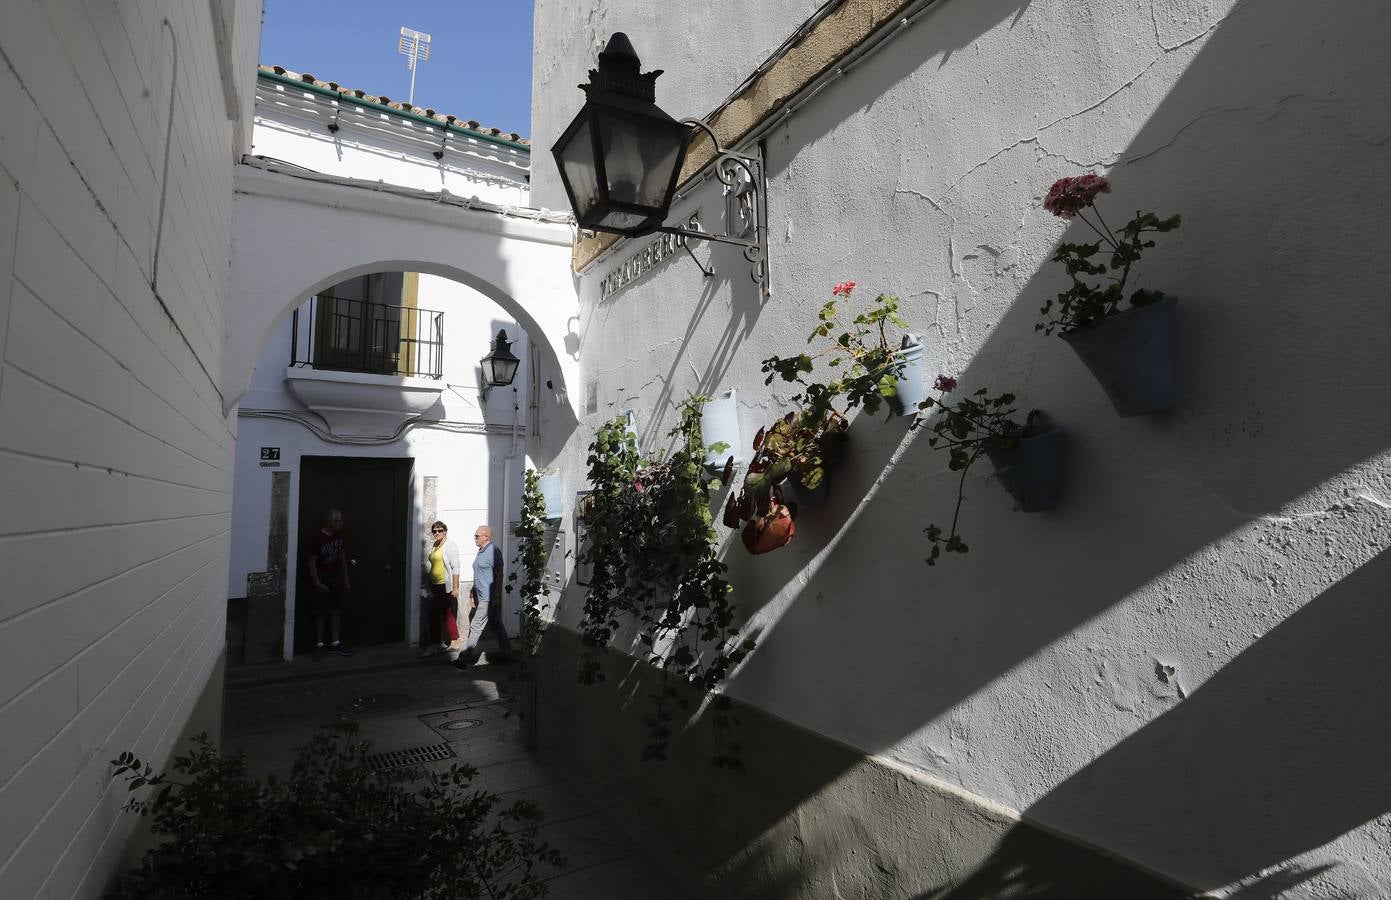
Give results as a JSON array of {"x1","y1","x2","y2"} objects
[{"x1": 532, "y1": 0, "x2": 1391, "y2": 894}]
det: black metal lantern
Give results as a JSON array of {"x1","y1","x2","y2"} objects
[
  {"x1": 551, "y1": 33, "x2": 692, "y2": 238},
  {"x1": 480, "y1": 329, "x2": 520, "y2": 387}
]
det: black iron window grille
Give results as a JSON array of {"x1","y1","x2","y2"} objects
[{"x1": 291, "y1": 294, "x2": 445, "y2": 378}]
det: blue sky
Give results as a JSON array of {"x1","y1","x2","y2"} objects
[{"x1": 259, "y1": 0, "x2": 535, "y2": 137}]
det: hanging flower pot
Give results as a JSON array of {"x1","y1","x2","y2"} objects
[
  {"x1": 887, "y1": 333, "x2": 926, "y2": 417},
  {"x1": 740, "y1": 502, "x2": 795, "y2": 555},
  {"x1": 700, "y1": 390, "x2": 743, "y2": 472},
  {"x1": 1060, "y1": 294, "x2": 1177, "y2": 417},
  {"x1": 984, "y1": 410, "x2": 1065, "y2": 512},
  {"x1": 537, "y1": 473, "x2": 565, "y2": 521}
]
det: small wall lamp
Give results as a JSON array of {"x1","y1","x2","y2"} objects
[{"x1": 479, "y1": 329, "x2": 520, "y2": 397}]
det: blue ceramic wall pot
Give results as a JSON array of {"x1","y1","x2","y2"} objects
[
  {"x1": 1061, "y1": 294, "x2": 1177, "y2": 416},
  {"x1": 887, "y1": 333, "x2": 926, "y2": 416},
  {"x1": 985, "y1": 410, "x2": 1064, "y2": 512}
]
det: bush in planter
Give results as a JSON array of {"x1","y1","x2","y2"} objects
[
  {"x1": 509, "y1": 468, "x2": 554, "y2": 666},
  {"x1": 577, "y1": 397, "x2": 755, "y2": 765},
  {"x1": 107, "y1": 724, "x2": 563, "y2": 900},
  {"x1": 913, "y1": 376, "x2": 1063, "y2": 566},
  {"x1": 1037, "y1": 174, "x2": 1183, "y2": 416}
]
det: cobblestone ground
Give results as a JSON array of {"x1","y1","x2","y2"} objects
[{"x1": 224, "y1": 656, "x2": 694, "y2": 899}]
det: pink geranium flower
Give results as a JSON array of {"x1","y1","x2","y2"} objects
[
  {"x1": 933, "y1": 374, "x2": 959, "y2": 392},
  {"x1": 1043, "y1": 174, "x2": 1111, "y2": 219},
  {"x1": 831, "y1": 281, "x2": 856, "y2": 297}
]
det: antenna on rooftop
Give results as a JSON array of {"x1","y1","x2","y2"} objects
[{"x1": 398, "y1": 26, "x2": 432, "y2": 106}]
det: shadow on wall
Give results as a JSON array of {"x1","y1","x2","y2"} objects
[{"x1": 687, "y1": 0, "x2": 1391, "y2": 893}]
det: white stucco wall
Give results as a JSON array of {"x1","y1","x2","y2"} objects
[
  {"x1": 251, "y1": 74, "x2": 532, "y2": 208},
  {"x1": 533, "y1": 0, "x2": 1391, "y2": 895},
  {"x1": 0, "y1": 1, "x2": 260, "y2": 897}
]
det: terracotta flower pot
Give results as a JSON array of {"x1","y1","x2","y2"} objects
[
  {"x1": 741, "y1": 503, "x2": 795, "y2": 554},
  {"x1": 1061, "y1": 294, "x2": 1177, "y2": 417}
]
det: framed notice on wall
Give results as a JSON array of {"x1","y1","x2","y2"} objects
[{"x1": 574, "y1": 491, "x2": 595, "y2": 586}]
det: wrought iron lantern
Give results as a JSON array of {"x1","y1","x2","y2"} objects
[
  {"x1": 551, "y1": 33, "x2": 691, "y2": 237},
  {"x1": 552, "y1": 33, "x2": 768, "y2": 288},
  {"x1": 480, "y1": 329, "x2": 520, "y2": 388}
]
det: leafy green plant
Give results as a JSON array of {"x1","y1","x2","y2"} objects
[
  {"x1": 107, "y1": 724, "x2": 562, "y2": 900},
  {"x1": 577, "y1": 397, "x2": 754, "y2": 766},
  {"x1": 1037, "y1": 174, "x2": 1181, "y2": 335},
  {"x1": 508, "y1": 468, "x2": 553, "y2": 669},
  {"x1": 913, "y1": 375, "x2": 1024, "y2": 566},
  {"x1": 726, "y1": 283, "x2": 909, "y2": 551}
]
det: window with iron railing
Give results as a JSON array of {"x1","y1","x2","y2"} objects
[{"x1": 290, "y1": 293, "x2": 445, "y2": 378}]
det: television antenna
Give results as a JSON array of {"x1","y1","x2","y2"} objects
[{"x1": 398, "y1": 26, "x2": 432, "y2": 106}]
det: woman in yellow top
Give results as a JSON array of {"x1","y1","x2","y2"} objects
[{"x1": 421, "y1": 520, "x2": 462, "y2": 658}]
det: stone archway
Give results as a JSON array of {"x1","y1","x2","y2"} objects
[{"x1": 226, "y1": 166, "x2": 579, "y2": 439}]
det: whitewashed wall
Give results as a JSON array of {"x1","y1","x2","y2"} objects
[
  {"x1": 0, "y1": 1, "x2": 259, "y2": 897},
  {"x1": 251, "y1": 73, "x2": 532, "y2": 208},
  {"x1": 533, "y1": 0, "x2": 1391, "y2": 895}
]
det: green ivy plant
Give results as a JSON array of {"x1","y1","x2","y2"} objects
[
  {"x1": 508, "y1": 468, "x2": 552, "y2": 670},
  {"x1": 577, "y1": 396, "x2": 754, "y2": 767},
  {"x1": 913, "y1": 375, "x2": 1024, "y2": 566},
  {"x1": 107, "y1": 724, "x2": 562, "y2": 899}
]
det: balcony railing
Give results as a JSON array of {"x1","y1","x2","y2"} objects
[{"x1": 291, "y1": 295, "x2": 444, "y2": 379}]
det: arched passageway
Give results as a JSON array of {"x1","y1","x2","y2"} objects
[{"x1": 226, "y1": 165, "x2": 580, "y2": 456}]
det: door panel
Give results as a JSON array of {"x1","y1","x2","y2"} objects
[{"x1": 296, "y1": 456, "x2": 412, "y2": 654}]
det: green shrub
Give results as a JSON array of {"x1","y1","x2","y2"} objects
[{"x1": 108, "y1": 724, "x2": 563, "y2": 899}]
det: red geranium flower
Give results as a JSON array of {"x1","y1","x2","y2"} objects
[
  {"x1": 831, "y1": 281, "x2": 856, "y2": 297},
  {"x1": 1043, "y1": 174, "x2": 1111, "y2": 220},
  {"x1": 933, "y1": 374, "x2": 959, "y2": 392}
]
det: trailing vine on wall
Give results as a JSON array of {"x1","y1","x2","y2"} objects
[
  {"x1": 508, "y1": 468, "x2": 552, "y2": 672},
  {"x1": 576, "y1": 396, "x2": 755, "y2": 767}
]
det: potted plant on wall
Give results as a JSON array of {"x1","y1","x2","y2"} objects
[
  {"x1": 760, "y1": 281, "x2": 914, "y2": 499},
  {"x1": 914, "y1": 375, "x2": 1065, "y2": 565},
  {"x1": 1037, "y1": 174, "x2": 1182, "y2": 416}
]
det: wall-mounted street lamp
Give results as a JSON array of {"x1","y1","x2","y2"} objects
[
  {"x1": 479, "y1": 329, "x2": 520, "y2": 397},
  {"x1": 551, "y1": 33, "x2": 768, "y2": 288}
]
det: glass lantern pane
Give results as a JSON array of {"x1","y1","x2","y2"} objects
[
  {"x1": 556, "y1": 118, "x2": 601, "y2": 221},
  {"x1": 596, "y1": 209, "x2": 650, "y2": 231},
  {"x1": 598, "y1": 110, "x2": 687, "y2": 210}
]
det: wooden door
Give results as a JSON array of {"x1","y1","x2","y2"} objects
[{"x1": 295, "y1": 456, "x2": 412, "y2": 653}]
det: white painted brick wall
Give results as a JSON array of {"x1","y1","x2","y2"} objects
[{"x1": 0, "y1": 1, "x2": 259, "y2": 897}]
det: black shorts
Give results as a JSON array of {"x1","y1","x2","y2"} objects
[{"x1": 311, "y1": 575, "x2": 346, "y2": 616}]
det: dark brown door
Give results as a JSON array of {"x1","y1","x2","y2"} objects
[{"x1": 296, "y1": 456, "x2": 412, "y2": 654}]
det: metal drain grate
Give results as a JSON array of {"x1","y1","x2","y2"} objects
[{"x1": 364, "y1": 742, "x2": 455, "y2": 771}]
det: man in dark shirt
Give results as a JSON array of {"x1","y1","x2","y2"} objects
[{"x1": 307, "y1": 509, "x2": 353, "y2": 657}]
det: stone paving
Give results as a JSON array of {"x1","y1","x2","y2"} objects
[{"x1": 223, "y1": 646, "x2": 695, "y2": 899}]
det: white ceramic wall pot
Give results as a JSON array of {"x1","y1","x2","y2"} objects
[
  {"x1": 700, "y1": 390, "x2": 743, "y2": 471},
  {"x1": 887, "y1": 334, "x2": 926, "y2": 416}
]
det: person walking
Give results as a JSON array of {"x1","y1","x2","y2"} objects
[
  {"x1": 454, "y1": 525, "x2": 513, "y2": 670},
  {"x1": 420, "y1": 520, "x2": 462, "y2": 659},
  {"x1": 307, "y1": 509, "x2": 353, "y2": 658}
]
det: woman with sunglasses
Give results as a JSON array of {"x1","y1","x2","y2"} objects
[{"x1": 420, "y1": 520, "x2": 462, "y2": 658}]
